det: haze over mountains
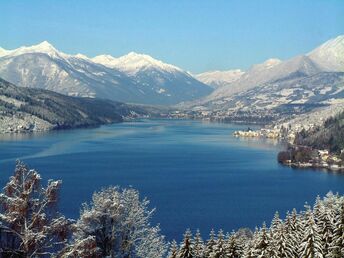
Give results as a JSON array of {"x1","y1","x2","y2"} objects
[{"x1": 0, "y1": 42, "x2": 212, "y2": 105}]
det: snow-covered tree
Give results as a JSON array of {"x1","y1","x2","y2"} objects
[
  {"x1": 313, "y1": 197, "x2": 334, "y2": 258},
  {"x1": 299, "y1": 207, "x2": 324, "y2": 258},
  {"x1": 204, "y1": 229, "x2": 216, "y2": 257},
  {"x1": 242, "y1": 227, "x2": 259, "y2": 258},
  {"x1": 72, "y1": 186, "x2": 167, "y2": 258},
  {"x1": 193, "y1": 229, "x2": 205, "y2": 258},
  {"x1": 178, "y1": 229, "x2": 193, "y2": 258},
  {"x1": 225, "y1": 232, "x2": 241, "y2": 258},
  {"x1": 209, "y1": 229, "x2": 227, "y2": 258},
  {"x1": 271, "y1": 223, "x2": 295, "y2": 258},
  {"x1": 0, "y1": 161, "x2": 72, "y2": 257},
  {"x1": 59, "y1": 235, "x2": 100, "y2": 257},
  {"x1": 330, "y1": 201, "x2": 344, "y2": 258},
  {"x1": 168, "y1": 240, "x2": 179, "y2": 258},
  {"x1": 248, "y1": 223, "x2": 272, "y2": 258},
  {"x1": 173, "y1": 194, "x2": 344, "y2": 258},
  {"x1": 270, "y1": 211, "x2": 282, "y2": 234},
  {"x1": 284, "y1": 211, "x2": 299, "y2": 255}
]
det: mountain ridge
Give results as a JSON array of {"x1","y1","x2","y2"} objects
[{"x1": 0, "y1": 42, "x2": 212, "y2": 105}]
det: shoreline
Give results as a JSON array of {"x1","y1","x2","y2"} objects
[
  {"x1": 280, "y1": 161, "x2": 344, "y2": 173},
  {"x1": 232, "y1": 129, "x2": 344, "y2": 173}
]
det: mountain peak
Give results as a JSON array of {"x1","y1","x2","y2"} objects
[
  {"x1": 0, "y1": 41, "x2": 66, "y2": 59},
  {"x1": 262, "y1": 58, "x2": 282, "y2": 66},
  {"x1": 310, "y1": 35, "x2": 344, "y2": 52},
  {"x1": 0, "y1": 47, "x2": 10, "y2": 57},
  {"x1": 196, "y1": 69, "x2": 245, "y2": 89},
  {"x1": 93, "y1": 52, "x2": 181, "y2": 74},
  {"x1": 36, "y1": 40, "x2": 54, "y2": 48},
  {"x1": 28, "y1": 41, "x2": 60, "y2": 55},
  {"x1": 308, "y1": 34, "x2": 344, "y2": 71},
  {"x1": 251, "y1": 58, "x2": 282, "y2": 71},
  {"x1": 74, "y1": 53, "x2": 90, "y2": 60}
]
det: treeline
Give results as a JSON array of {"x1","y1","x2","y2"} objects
[
  {"x1": 295, "y1": 110, "x2": 344, "y2": 154},
  {"x1": 2, "y1": 162, "x2": 344, "y2": 257},
  {"x1": 169, "y1": 192, "x2": 344, "y2": 258},
  {"x1": 0, "y1": 162, "x2": 167, "y2": 257}
]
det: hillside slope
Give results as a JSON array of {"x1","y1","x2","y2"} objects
[
  {"x1": 296, "y1": 110, "x2": 344, "y2": 153},
  {"x1": 0, "y1": 78, "x2": 148, "y2": 133},
  {"x1": 189, "y1": 35, "x2": 344, "y2": 110}
]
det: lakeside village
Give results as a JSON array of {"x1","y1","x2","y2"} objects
[{"x1": 233, "y1": 126, "x2": 344, "y2": 172}]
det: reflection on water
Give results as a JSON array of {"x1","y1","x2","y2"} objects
[
  {"x1": 0, "y1": 131, "x2": 51, "y2": 141},
  {"x1": 235, "y1": 136, "x2": 286, "y2": 150}
]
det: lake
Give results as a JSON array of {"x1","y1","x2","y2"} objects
[{"x1": 1, "y1": 119, "x2": 344, "y2": 241}]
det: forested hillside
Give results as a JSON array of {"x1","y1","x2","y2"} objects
[
  {"x1": 169, "y1": 192, "x2": 344, "y2": 258},
  {"x1": 0, "y1": 78, "x2": 150, "y2": 132},
  {"x1": 296, "y1": 110, "x2": 344, "y2": 153}
]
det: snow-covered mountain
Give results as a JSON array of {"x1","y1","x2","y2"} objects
[
  {"x1": 205, "y1": 56, "x2": 323, "y2": 101},
  {"x1": 308, "y1": 35, "x2": 344, "y2": 72},
  {"x1": 180, "y1": 35, "x2": 344, "y2": 122},
  {"x1": 0, "y1": 42, "x2": 212, "y2": 105},
  {"x1": 193, "y1": 35, "x2": 344, "y2": 107},
  {"x1": 91, "y1": 52, "x2": 212, "y2": 104},
  {"x1": 208, "y1": 72, "x2": 344, "y2": 111},
  {"x1": 195, "y1": 69, "x2": 244, "y2": 89},
  {"x1": 93, "y1": 52, "x2": 182, "y2": 75}
]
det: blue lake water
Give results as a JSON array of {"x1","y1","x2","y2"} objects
[{"x1": 1, "y1": 119, "x2": 344, "y2": 241}]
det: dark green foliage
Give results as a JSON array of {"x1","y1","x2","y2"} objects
[
  {"x1": 278, "y1": 145, "x2": 318, "y2": 164},
  {"x1": 277, "y1": 151, "x2": 291, "y2": 163},
  {"x1": 295, "y1": 111, "x2": 344, "y2": 154}
]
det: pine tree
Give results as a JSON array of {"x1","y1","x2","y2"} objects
[
  {"x1": 178, "y1": 229, "x2": 193, "y2": 258},
  {"x1": 313, "y1": 196, "x2": 323, "y2": 220},
  {"x1": 210, "y1": 229, "x2": 226, "y2": 258},
  {"x1": 205, "y1": 229, "x2": 216, "y2": 257},
  {"x1": 193, "y1": 229, "x2": 205, "y2": 258},
  {"x1": 225, "y1": 232, "x2": 241, "y2": 258},
  {"x1": 270, "y1": 211, "x2": 282, "y2": 233},
  {"x1": 250, "y1": 223, "x2": 272, "y2": 258},
  {"x1": 168, "y1": 240, "x2": 179, "y2": 258},
  {"x1": 0, "y1": 161, "x2": 72, "y2": 256},
  {"x1": 329, "y1": 201, "x2": 344, "y2": 258},
  {"x1": 270, "y1": 223, "x2": 295, "y2": 258},
  {"x1": 289, "y1": 208, "x2": 304, "y2": 252},
  {"x1": 314, "y1": 197, "x2": 333, "y2": 258},
  {"x1": 283, "y1": 212, "x2": 299, "y2": 258},
  {"x1": 243, "y1": 227, "x2": 259, "y2": 258},
  {"x1": 299, "y1": 207, "x2": 324, "y2": 258}
]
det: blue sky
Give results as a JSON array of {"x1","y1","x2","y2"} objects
[{"x1": 1, "y1": 0, "x2": 343, "y2": 73}]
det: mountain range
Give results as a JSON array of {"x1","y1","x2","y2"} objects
[
  {"x1": 194, "y1": 35, "x2": 344, "y2": 99},
  {"x1": 184, "y1": 35, "x2": 344, "y2": 122},
  {"x1": 0, "y1": 35, "x2": 343, "y2": 120},
  {"x1": 0, "y1": 42, "x2": 212, "y2": 105}
]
